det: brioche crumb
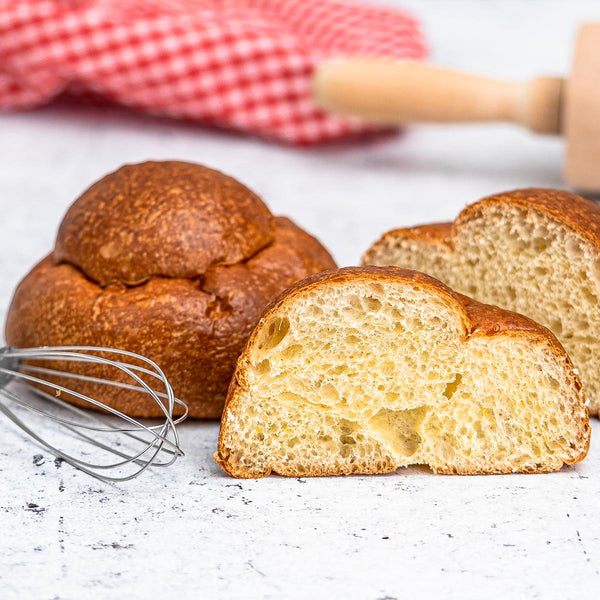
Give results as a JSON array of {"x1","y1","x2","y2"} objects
[
  {"x1": 364, "y1": 203, "x2": 600, "y2": 416},
  {"x1": 216, "y1": 270, "x2": 589, "y2": 478}
]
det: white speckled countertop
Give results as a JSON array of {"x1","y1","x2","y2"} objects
[{"x1": 1, "y1": 2, "x2": 600, "y2": 598}]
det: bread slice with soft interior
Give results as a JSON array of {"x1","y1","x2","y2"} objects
[
  {"x1": 215, "y1": 267, "x2": 590, "y2": 478},
  {"x1": 363, "y1": 188, "x2": 600, "y2": 416}
]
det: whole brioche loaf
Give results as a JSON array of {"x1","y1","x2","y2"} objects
[
  {"x1": 5, "y1": 161, "x2": 336, "y2": 418},
  {"x1": 216, "y1": 267, "x2": 590, "y2": 478},
  {"x1": 363, "y1": 189, "x2": 600, "y2": 416}
]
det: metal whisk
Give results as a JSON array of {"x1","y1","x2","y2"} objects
[{"x1": 0, "y1": 346, "x2": 188, "y2": 482}]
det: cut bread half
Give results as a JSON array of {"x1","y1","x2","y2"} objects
[
  {"x1": 363, "y1": 188, "x2": 600, "y2": 416},
  {"x1": 215, "y1": 267, "x2": 590, "y2": 478}
]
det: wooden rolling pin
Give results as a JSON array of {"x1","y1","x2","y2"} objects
[{"x1": 313, "y1": 23, "x2": 600, "y2": 193}]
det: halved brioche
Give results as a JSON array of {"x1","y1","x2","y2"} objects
[
  {"x1": 215, "y1": 267, "x2": 590, "y2": 478},
  {"x1": 363, "y1": 189, "x2": 600, "y2": 416}
]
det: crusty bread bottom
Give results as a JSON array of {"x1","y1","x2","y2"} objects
[
  {"x1": 216, "y1": 269, "x2": 589, "y2": 478},
  {"x1": 363, "y1": 200, "x2": 600, "y2": 416}
]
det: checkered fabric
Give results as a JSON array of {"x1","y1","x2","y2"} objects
[{"x1": 0, "y1": 0, "x2": 426, "y2": 144}]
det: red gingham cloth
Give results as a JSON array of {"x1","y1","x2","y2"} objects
[{"x1": 0, "y1": 0, "x2": 426, "y2": 144}]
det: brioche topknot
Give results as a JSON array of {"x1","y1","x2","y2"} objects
[
  {"x1": 55, "y1": 161, "x2": 276, "y2": 286},
  {"x1": 5, "y1": 161, "x2": 336, "y2": 418}
]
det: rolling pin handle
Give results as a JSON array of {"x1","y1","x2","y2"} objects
[{"x1": 312, "y1": 60, "x2": 563, "y2": 135}]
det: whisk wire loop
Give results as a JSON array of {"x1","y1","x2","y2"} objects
[{"x1": 0, "y1": 345, "x2": 187, "y2": 482}]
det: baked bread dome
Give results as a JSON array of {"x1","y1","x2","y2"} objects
[{"x1": 5, "y1": 161, "x2": 336, "y2": 418}]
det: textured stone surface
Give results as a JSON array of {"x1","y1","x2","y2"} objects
[
  {"x1": 1, "y1": 1, "x2": 600, "y2": 598},
  {"x1": 1, "y1": 421, "x2": 599, "y2": 599}
]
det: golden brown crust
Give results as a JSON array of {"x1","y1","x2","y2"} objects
[
  {"x1": 216, "y1": 266, "x2": 589, "y2": 477},
  {"x1": 363, "y1": 189, "x2": 600, "y2": 265},
  {"x1": 398, "y1": 222, "x2": 454, "y2": 244},
  {"x1": 54, "y1": 161, "x2": 276, "y2": 286},
  {"x1": 5, "y1": 163, "x2": 336, "y2": 418},
  {"x1": 362, "y1": 222, "x2": 454, "y2": 264},
  {"x1": 247, "y1": 265, "x2": 572, "y2": 343},
  {"x1": 460, "y1": 188, "x2": 600, "y2": 249}
]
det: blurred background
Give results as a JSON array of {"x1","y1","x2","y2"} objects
[
  {"x1": 2, "y1": 2, "x2": 600, "y2": 598},
  {"x1": 2, "y1": 2, "x2": 599, "y2": 326}
]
